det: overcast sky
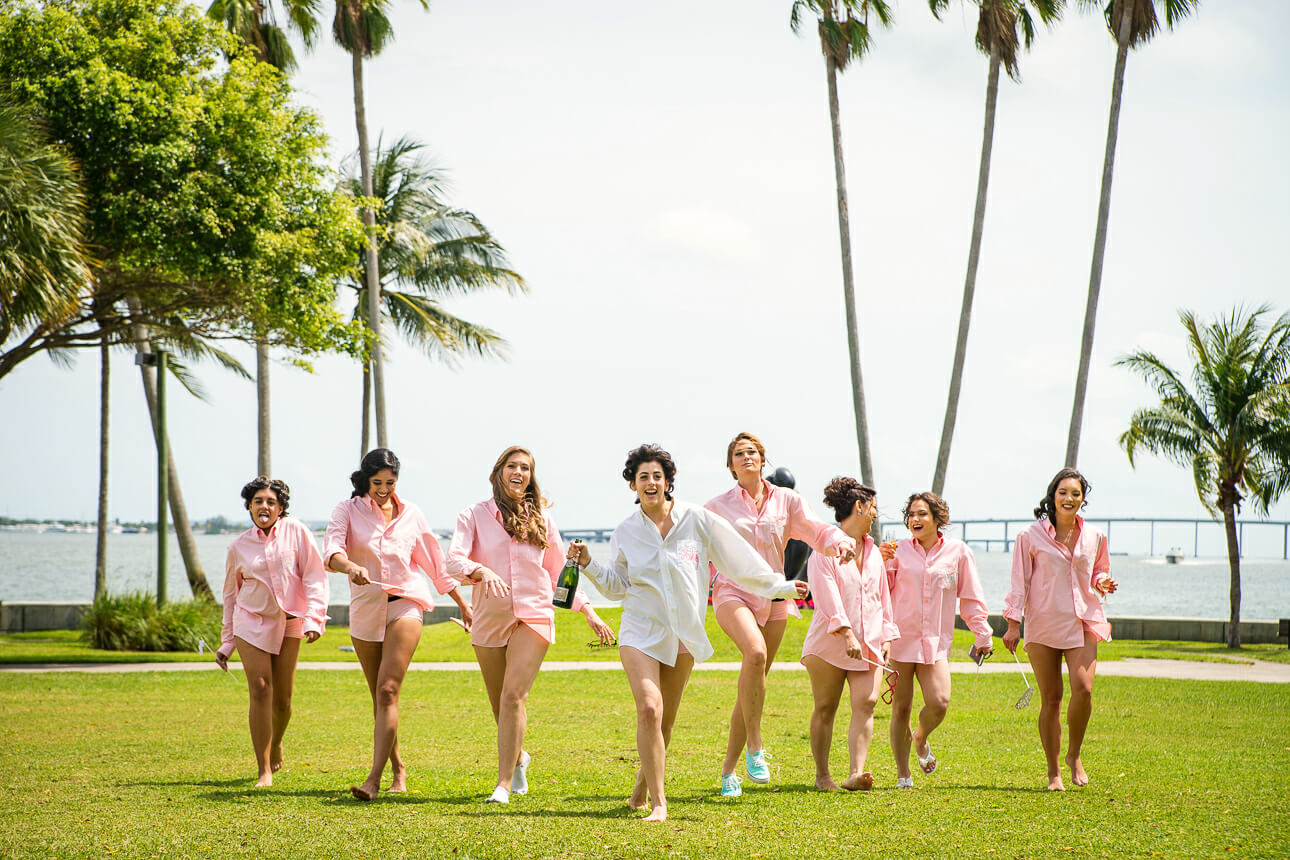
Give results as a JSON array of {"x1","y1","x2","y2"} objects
[{"x1": 2, "y1": 0, "x2": 1288, "y2": 533}]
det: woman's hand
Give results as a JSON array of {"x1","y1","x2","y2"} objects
[
  {"x1": 458, "y1": 602, "x2": 473, "y2": 631},
  {"x1": 304, "y1": 630, "x2": 320, "y2": 644},
  {"x1": 880, "y1": 641, "x2": 891, "y2": 665},
  {"x1": 879, "y1": 541, "x2": 897, "y2": 562},
  {"x1": 1003, "y1": 621, "x2": 1022, "y2": 655},
  {"x1": 584, "y1": 609, "x2": 615, "y2": 644},
  {"x1": 793, "y1": 579, "x2": 810, "y2": 599},
  {"x1": 214, "y1": 650, "x2": 229, "y2": 671},
  {"x1": 836, "y1": 540, "x2": 857, "y2": 564},
  {"x1": 1095, "y1": 574, "x2": 1118, "y2": 596},
  {"x1": 843, "y1": 630, "x2": 863, "y2": 661},
  {"x1": 475, "y1": 567, "x2": 510, "y2": 599},
  {"x1": 974, "y1": 640, "x2": 993, "y2": 659},
  {"x1": 348, "y1": 562, "x2": 370, "y2": 586},
  {"x1": 566, "y1": 542, "x2": 592, "y2": 568}
]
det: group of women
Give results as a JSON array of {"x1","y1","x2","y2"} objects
[{"x1": 216, "y1": 434, "x2": 1118, "y2": 817}]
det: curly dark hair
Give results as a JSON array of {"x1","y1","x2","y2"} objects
[
  {"x1": 350, "y1": 448, "x2": 400, "y2": 498},
  {"x1": 241, "y1": 476, "x2": 290, "y2": 516},
  {"x1": 1034, "y1": 467, "x2": 1091, "y2": 521},
  {"x1": 903, "y1": 491, "x2": 949, "y2": 530},
  {"x1": 821, "y1": 476, "x2": 876, "y2": 523},
  {"x1": 622, "y1": 443, "x2": 676, "y2": 504}
]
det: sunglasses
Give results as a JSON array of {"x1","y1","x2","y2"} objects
[
  {"x1": 881, "y1": 666, "x2": 900, "y2": 706},
  {"x1": 586, "y1": 638, "x2": 618, "y2": 649}
]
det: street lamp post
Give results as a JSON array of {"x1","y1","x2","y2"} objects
[{"x1": 135, "y1": 350, "x2": 168, "y2": 607}]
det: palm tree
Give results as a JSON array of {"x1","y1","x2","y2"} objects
[
  {"x1": 1064, "y1": 0, "x2": 1198, "y2": 466},
  {"x1": 208, "y1": 0, "x2": 323, "y2": 476},
  {"x1": 1118, "y1": 306, "x2": 1290, "y2": 649},
  {"x1": 928, "y1": 0, "x2": 1061, "y2": 495},
  {"x1": 340, "y1": 136, "x2": 525, "y2": 455},
  {"x1": 791, "y1": 0, "x2": 892, "y2": 502}
]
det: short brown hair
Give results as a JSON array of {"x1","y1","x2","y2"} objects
[{"x1": 725, "y1": 432, "x2": 767, "y2": 479}]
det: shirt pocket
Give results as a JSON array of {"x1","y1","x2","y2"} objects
[
  {"x1": 672, "y1": 540, "x2": 700, "y2": 577},
  {"x1": 930, "y1": 562, "x2": 958, "y2": 592}
]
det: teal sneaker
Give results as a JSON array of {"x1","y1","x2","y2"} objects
[
  {"x1": 745, "y1": 750, "x2": 771, "y2": 784},
  {"x1": 720, "y1": 773, "x2": 743, "y2": 798}
]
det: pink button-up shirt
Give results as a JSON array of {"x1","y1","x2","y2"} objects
[
  {"x1": 706, "y1": 481, "x2": 854, "y2": 624},
  {"x1": 885, "y1": 535, "x2": 992, "y2": 664},
  {"x1": 1004, "y1": 516, "x2": 1112, "y2": 650},
  {"x1": 323, "y1": 492, "x2": 456, "y2": 611},
  {"x1": 219, "y1": 517, "x2": 328, "y2": 657},
  {"x1": 446, "y1": 499, "x2": 588, "y2": 645},
  {"x1": 801, "y1": 535, "x2": 898, "y2": 672}
]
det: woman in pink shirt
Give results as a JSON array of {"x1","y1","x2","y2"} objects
[
  {"x1": 323, "y1": 448, "x2": 472, "y2": 801},
  {"x1": 448, "y1": 445, "x2": 615, "y2": 804},
  {"x1": 1003, "y1": 468, "x2": 1118, "y2": 791},
  {"x1": 216, "y1": 477, "x2": 328, "y2": 787},
  {"x1": 800, "y1": 477, "x2": 898, "y2": 792},
  {"x1": 880, "y1": 492, "x2": 993, "y2": 788},
  {"x1": 705, "y1": 432, "x2": 855, "y2": 795}
]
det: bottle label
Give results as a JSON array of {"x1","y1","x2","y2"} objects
[{"x1": 553, "y1": 586, "x2": 568, "y2": 603}]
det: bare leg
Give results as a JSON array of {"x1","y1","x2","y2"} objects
[
  {"x1": 353, "y1": 635, "x2": 406, "y2": 793},
  {"x1": 235, "y1": 637, "x2": 275, "y2": 787},
  {"x1": 1063, "y1": 632, "x2": 1099, "y2": 786},
  {"x1": 475, "y1": 625, "x2": 549, "y2": 793},
  {"x1": 621, "y1": 646, "x2": 693, "y2": 822},
  {"x1": 841, "y1": 668, "x2": 880, "y2": 791},
  {"x1": 268, "y1": 636, "x2": 302, "y2": 773},
  {"x1": 803, "y1": 655, "x2": 845, "y2": 791},
  {"x1": 911, "y1": 661, "x2": 951, "y2": 771},
  {"x1": 1026, "y1": 642, "x2": 1066, "y2": 791},
  {"x1": 350, "y1": 618, "x2": 421, "y2": 800},
  {"x1": 716, "y1": 603, "x2": 784, "y2": 778},
  {"x1": 888, "y1": 659, "x2": 918, "y2": 781}
]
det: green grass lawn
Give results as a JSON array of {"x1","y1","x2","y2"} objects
[
  {"x1": 3, "y1": 607, "x2": 1288, "y2": 665},
  {"x1": 0, "y1": 666, "x2": 1286, "y2": 858}
]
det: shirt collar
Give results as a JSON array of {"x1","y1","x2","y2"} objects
[{"x1": 1042, "y1": 514, "x2": 1083, "y2": 538}]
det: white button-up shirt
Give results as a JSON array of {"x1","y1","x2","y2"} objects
[{"x1": 582, "y1": 500, "x2": 798, "y2": 666}]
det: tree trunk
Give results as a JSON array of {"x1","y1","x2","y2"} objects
[
  {"x1": 256, "y1": 335, "x2": 271, "y2": 476},
  {"x1": 933, "y1": 44, "x2": 1001, "y2": 495},
  {"x1": 360, "y1": 358, "x2": 371, "y2": 459},
  {"x1": 1221, "y1": 498, "x2": 1242, "y2": 649},
  {"x1": 824, "y1": 55, "x2": 877, "y2": 541},
  {"x1": 124, "y1": 296, "x2": 213, "y2": 600},
  {"x1": 1065, "y1": 1, "x2": 1134, "y2": 468},
  {"x1": 352, "y1": 48, "x2": 387, "y2": 448},
  {"x1": 94, "y1": 332, "x2": 110, "y2": 600}
]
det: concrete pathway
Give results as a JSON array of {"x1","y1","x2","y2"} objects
[{"x1": 2, "y1": 657, "x2": 1288, "y2": 682}]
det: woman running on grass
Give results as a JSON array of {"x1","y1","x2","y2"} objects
[
  {"x1": 800, "y1": 477, "x2": 897, "y2": 792},
  {"x1": 217, "y1": 477, "x2": 329, "y2": 787},
  {"x1": 880, "y1": 491, "x2": 993, "y2": 788},
  {"x1": 447, "y1": 445, "x2": 615, "y2": 805},
  {"x1": 704, "y1": 432, "x2": 855, "y2": 797},
  {"x1": 323, "y1": 448, "x2": 472, "y2": 801},
  {"x1": 567, "y1": 444, "x2": 807, "y2": 822},
  {"x1": 1003, "y1": 468, "x2": 1118, "y2": 791}
]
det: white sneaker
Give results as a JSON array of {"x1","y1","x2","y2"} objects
[
  {"x1": 511, "y1": 750, "x2": 531, "y2": 795},
  {"x1": 485, "y1": 786, "x2": 510, "y2": 804}
]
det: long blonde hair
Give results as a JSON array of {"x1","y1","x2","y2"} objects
[{"x1": 490, "y1": 446, "x2": 549, "y2": 548}]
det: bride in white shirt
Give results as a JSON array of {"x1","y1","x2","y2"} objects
[{"x1": 567, "y1": 444, "x2": 807, "y2": 823}]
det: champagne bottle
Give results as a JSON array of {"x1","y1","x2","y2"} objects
[{"x1": 553, "y1": 540, "x2": 583, "y2": 609}]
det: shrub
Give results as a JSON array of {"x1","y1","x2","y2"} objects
[{"x1": 80, "y1": 592, "x2": 221, "y2": 652}]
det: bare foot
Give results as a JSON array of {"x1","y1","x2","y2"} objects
[
  {"x1": 815, "y1": 776, "x2": 840, "y2": 792},
  {"x1": 350, "y1": 781, "x2": 378, "y2": 801},
  {"x1": 627, "y1": 772, "x2": 649, "y2": 810},
  {"x1": 642, "y1": 805, "x2": 667, "y2": 823},
  {"x1": 1065, "y1": 754, "x2": 1089, "y2": 787},
  {"x1": 387, "y1": 765, "x2": 407, "y2": 793},
  {"x1": 255, "y1": 772, "x2": 273, "y2": 788},
  {"x1": 270, "y1": 745, "x2": 284, "y2": 773},
  {"x1": 1046, "y1": 774, "x2": 1065, "y2": 792},
  {"x1": 841, "y1": 772, "x2": 874, "y2": 791}
]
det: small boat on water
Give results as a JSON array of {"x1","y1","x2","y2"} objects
[{"x1": 1165, "y1": 547, "x2": 1186, "y2": 564}]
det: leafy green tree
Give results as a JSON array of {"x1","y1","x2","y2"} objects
[
  {"x1": 1065, "y1": 0, "x2": 1198, "y2": 466},
  {"x1": 340, "y1": 136, "x2": 525, "y2": 455},
  {"x1": 1118, "y1": 306, "x2": 1290, "y2": 648},
  {"x1": 0, "y1": 0, "x2": 366, "y2": 597},
  {"x1": 791, "y1": 0, "x2": 892, "y2": 510},
  {"x1": 927, "y1": 0, "x2": 1061, "y2": 495}
]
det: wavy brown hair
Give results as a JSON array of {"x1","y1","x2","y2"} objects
[
  {"x1": 902, "y1": 491, "x2": 949, "y2": 530},
  {"x1": 490, "y1": 446, "x2": 548, "y2": 548}
]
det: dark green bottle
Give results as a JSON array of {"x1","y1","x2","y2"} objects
[{"x1": 553, "y1": 540, "x2": 583, "y2": 609}]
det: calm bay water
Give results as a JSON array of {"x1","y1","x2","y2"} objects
[{"x1": 2, "y1": 530, "x2": 1288, "y2": 620}]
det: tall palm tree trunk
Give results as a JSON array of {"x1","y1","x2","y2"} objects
[
  {"x1": 352, "y1": 49, "x2": 387, "y2": 448},
  {"x1": 256, "y1": 335, "x2": 271, "y2": 476},
  {"x1": 360, "y1": 358, "x2": 371, "y2": 458},
  {"x1": 1065, "y1": 1, "x2": 1134, "y2": 467},
  {"x1": 94, "y1": 332, "x2": 110, "y2": 599},
  {"x1": 1220, "y1": 497, "x2": 1242, "y2": 649},
  {"x1": 124, "y1": 297, "x2": 213, "y2": 600},
  {"x1": 824, "y1": 55, "x2": 877, "y2": 517},
  {"x1": 933, "y1": 43, "x2": 1002, "y2": 495}
]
